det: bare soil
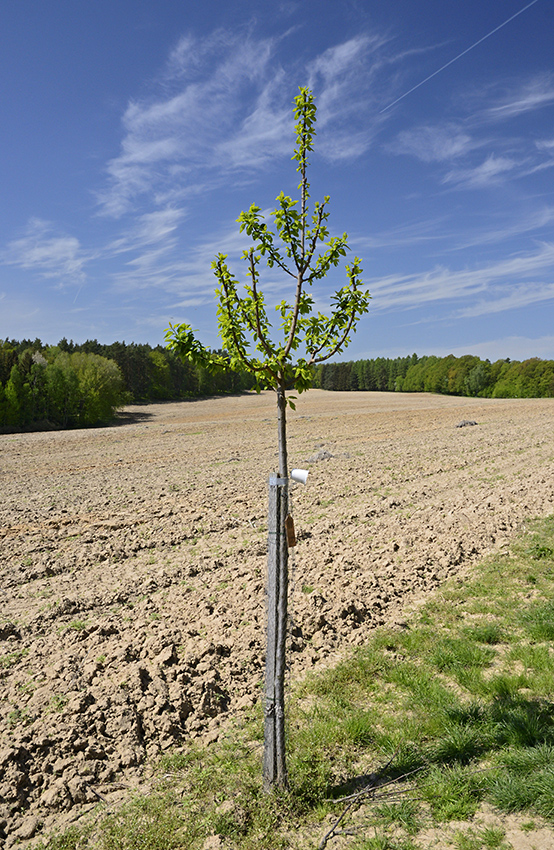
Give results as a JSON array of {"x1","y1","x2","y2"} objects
[{"x1": 2, "y1": 390, "x2": 554, "y2": 847}]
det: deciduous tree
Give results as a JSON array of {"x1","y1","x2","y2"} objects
[{"x1": 166, "y1": 86, "x2": 370, "y2": 789}]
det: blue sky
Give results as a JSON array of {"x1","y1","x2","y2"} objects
[{"x1": 1, "y1": 0, "x2": 553, "y2": 362}]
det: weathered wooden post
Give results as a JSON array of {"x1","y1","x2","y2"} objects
[{"x1": 263, "y1": 472, "x2": 289, "y2": 790}]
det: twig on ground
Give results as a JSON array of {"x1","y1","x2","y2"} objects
[
  {"x1": 332, "y1": 765, "x2": 424, "y2": 804},
  {"x1": 86, "y1": 784, "x2": 111, "y2": 809},
  {"x1": 318, "y1": 747, "x2": 422, "y2": 850},
  {"x1": 318, "y1": 795, "x2": 357, "y2": 849}
]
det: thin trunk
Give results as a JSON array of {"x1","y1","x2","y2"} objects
[{"x1": 277, "y1": 379, "x2": 288, "y2": 477}]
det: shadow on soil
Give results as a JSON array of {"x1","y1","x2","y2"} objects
[
  {"x1": 110, "y1": 391, "x2": 258, "y2": 428},
  {"x1": 111, "y1": 408, "x2": 156, "y2": 427}
]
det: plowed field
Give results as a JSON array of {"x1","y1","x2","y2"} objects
[{"x1": 2, "y1": 390, "x2": 554, "y2": 845}]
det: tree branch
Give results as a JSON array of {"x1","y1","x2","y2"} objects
[
  {"x1": 259, "y1": 233, "x2": 297, "y2": 279},
  {"x1": 283, "y1": 101, "x2": 311, "y2": 360},
  {"x1": 249, "y1": 251, "x2": 280, "y2": 365},
  {"x1": 218, "y1": 272, "x2": 272, "y2": 378},
  {"x1": 303, "y1": 201, "x2": 328, "y2": 273},
  {"x1": 307, "y1": 306, "x2": 357, "y2": 366}
]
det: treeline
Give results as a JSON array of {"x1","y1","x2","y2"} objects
[
  {"x1": 0, "y1": 338, "x2": 256, "y2": 432},
  {"x1": 4, "y1": 340, "x2": 553, "y2": 432},
  {"x1": 314, "y1": 354, "x2": 554, "y2": 398}
]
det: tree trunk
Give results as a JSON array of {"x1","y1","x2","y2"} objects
[{"x1": 276, "y1": 379, "x2": 288, "y2": 478}]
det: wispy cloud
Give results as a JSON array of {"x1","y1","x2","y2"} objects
[
  {"x1": 97, "y1": 30, "x2": 280, "y2": 216},
  {"x1": 353, "y1": 216, "x2": 453, "y2": 250},
  {"x1": 1, "y1": 219, "x2": 91, "y2": 285},
  {"x1": 97, "y1": 29, "x2": 399, "y2": 218},
  {"x1": 442, "y1": 153, "x2": 518, "y2": 188},
  {"x1": 106, "y1": 207, "x2": 186, "y2": 256},
  {"x1": 537, "y1": 136, "x2": 554, "y2": 153},
  {"x1": 356, "y1": 207, "x2": 554, "y2": 254},
  {"x1": 369, "y1": 242, "x2": 554, "y2": 313},
  {"x1": 451, "y1": 207, "x2": 554, "y2": 250},
  {"x1": 387, "y1": 123, "x2": 479, "y2": 163},
  {"x1": 213, "y1": 73, "x2": 293, "y2": 169},
  {"x1": 305, "y1": 34, "x2": 394, "y2": 158},
  {"x1": 110, "y1": 215, "x2": 263, "y2": 308},
  {"x1": 1, "y1": 207, "x2": 190, "y2": 311},
  {"x1": 483, "y1": 73, "x2": 554, "y2": 121},
  {"x1": 454, "y1": 283, "x2": 554, "y2": 318},
  {"x1": 437, "y1": 335, "x2": 554, "y2": 362},
  {"x1": 388, "y1": 71, "x2": 554, "y2": 192}
]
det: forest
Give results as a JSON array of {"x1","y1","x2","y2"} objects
[
  {"x1": 0, "y1": 337, "x2": 255, "y2": 432},
  {"x1": 2, "y1": 339, "x2": 554, "y2": 433},
  {"x1": 314, "y1": 353, "x2": 554, "y2": 398}
]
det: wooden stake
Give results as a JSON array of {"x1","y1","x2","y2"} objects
[{"x1": 263, "y1": 473, "x2": 289, "y2": 791}]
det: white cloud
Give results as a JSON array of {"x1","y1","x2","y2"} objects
[
  {"x1": 388, "y1": 124, "x2": 477, "y2": 163},
  {"x1": 97, "y1": 32, "x2": 278, "y2": 216},
  {"x1": 386, "y1": 71, "x2": 554, "y2": 193},
  {"x1": 214, "y1": 73, "x2": 293, "y2": 169},
  {"x1": 306, "y1": 35, "x2": 393, "y2": 159},
  {"x1": 355, "y1": 207, "x2": 554, "y2": 254},
  {"x1": 97, "y1": 30, "x2": 399, "y2": 217},
  {"x1": 430, "y1": 336, "x2": 554, "y2": 362},
  {"x1": 1, "y1": 219, "x2": 90, "y2": 285},
  {"x1": 307, "y1": 35, "x2": 377, "y2": 85},
  {"x1": 106, "y1": 207, "x2": 186, "y2": 256},
  {"x1": 353, "y1": 217, "x2": 452, "y2": 250},
  {"x1": 442, "y1": 154, "x2": 517, "y2": 188},
  {"x1": 537, "y1": 137, "x2": 554, "y2": 153},
  {"x1": 454, "y1": 283, "x2": 554, "y2": 318},
  {"x1": 110, "y1": 216, "x2": 253, "y2": 299},
  {"x1": 369, "y1": 242, "x2": 554, "y2": 313},
  {"x1": 135, "y1": 208, "x2": 186, "y2": 244},
  {"x1": 451, "y1": 207, "x2": 554, "y2": 251},
  {"x1": 484, "y1": 73, "x2": 554, "y2": 121}
]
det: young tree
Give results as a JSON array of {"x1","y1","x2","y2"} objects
[{"x1": 165, "y1": 86, "x2": 370, "y2": 788}]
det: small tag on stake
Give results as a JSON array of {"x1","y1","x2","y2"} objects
[{"x1": 285, "y1": 514, "x2": 296, "y2": 548}]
